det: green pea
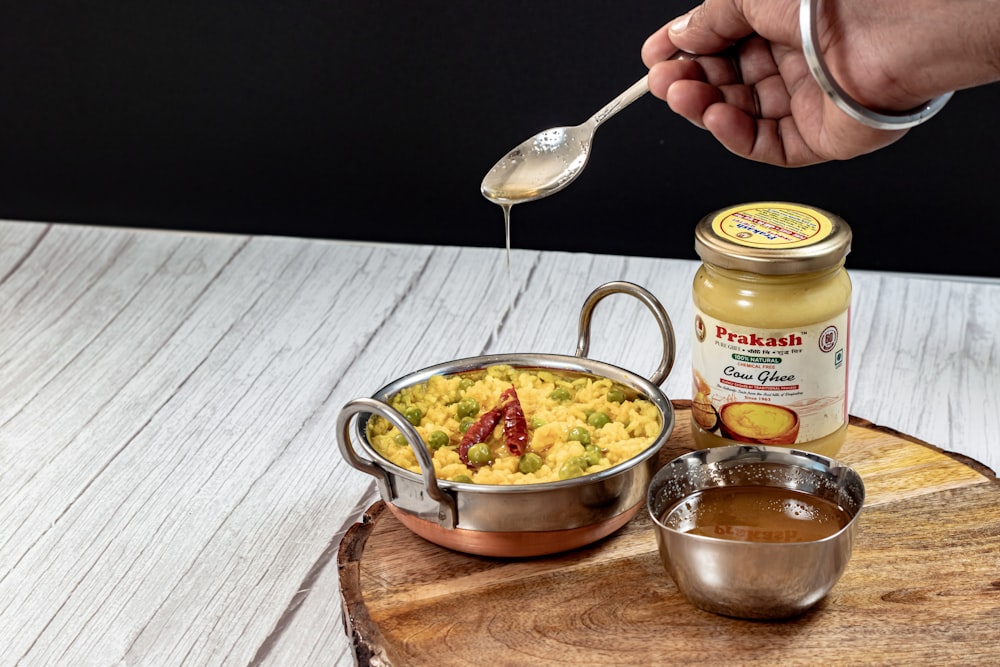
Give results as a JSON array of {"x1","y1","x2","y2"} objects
[
  {"x1": 403, "y1": 407, "x2": 422, "y2": 426},
  {"x1": 452, "y1": 474, "x2": 473, "y2": 483},
  {"x1": 549, "y1": 387, "x2": 573, "y2": 403},
  {"x1": 587, "y1": 411, "x2": 611, "y2": 429},
  {"x1": 606, "y1": 387, "x2": 626, "y2": 403},
  {"x1": 549, "y1": 387, "x2": 571, "y2": 402},
  {"x1": 458, "y1": 377, "x2": 475, "y2": 391},
  {"x1": 518, "y1": 452, "x2": 543, "y2": 474},
  {"x1": 457, "y1": 397, "x2": 479, "y2": 418},
  {"x1": 530, "y1": 416, "x2": 545, "y2": 429},
  {"x1": 567, "y1": 426, "x2": 591, "y2": 446},
  {"x1": 459, "y1": 417, "x2": 475, "y2": 433},
  {"x1": 393, "y1": 432, "x2": 407, "y2": 445},
  {"x1": 558, "y1": 456, "x2": 588, "y2": 480},
  {"x1": 467, "y1": 443, "x2": 492, "y2": 465},
  {"x1": 584, "y1": 444, "x2": 602, "y2": 466},
  {"x1": 428, "y1": 430, "x2": 450, "y2": 450}
]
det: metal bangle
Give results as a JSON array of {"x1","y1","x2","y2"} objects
[{"x1": 799, "y1": 0, "x2": 953, "y2": 129}]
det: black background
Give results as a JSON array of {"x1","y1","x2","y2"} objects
[{"x1": 1, "y1": 1, "x2": 996, "y2": 276}]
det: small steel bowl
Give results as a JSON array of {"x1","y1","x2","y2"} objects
[
  {"x1": 338, "y1": 282, "x2": 677, "y2": 557},
  {"x1": 647, "y1": 445, "x2": 865, "y2": 619}
]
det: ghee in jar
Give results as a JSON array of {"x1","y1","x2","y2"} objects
[{"x1": 691, "y1": 202, "x2": 852, "y2": 457}]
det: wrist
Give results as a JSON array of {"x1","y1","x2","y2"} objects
[
  {"x1": 838, "y1": 0, "x2": 1000, "y2": 100},
  {"x1": 802, "y1": 0, "x2": 952, "y2": 129}
]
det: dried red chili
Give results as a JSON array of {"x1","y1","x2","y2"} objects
[
  {"x1": 457, "y1": 385, "x2": 532, "y2": 468},
  {"x1": 499, "y1": 385, "x2": 528, "y2": 456},
  {"x1": 458, "y1": 407, "x2": 502, "y2": 467}
]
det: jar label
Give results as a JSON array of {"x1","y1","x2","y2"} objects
[
  {"x1": 692, "y1": 308, "x2": 849, "y2": 444},
  {"x1": 711, "y1": 203, "x2": 835, "y2": 249}
]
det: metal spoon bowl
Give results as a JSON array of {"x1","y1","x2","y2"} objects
[
  {"x1": 480, "y1": 75, "x2": 649, "y2": 205},
  {"x1": 481, "y1": 52, "x2": 687, "y2": 205}
]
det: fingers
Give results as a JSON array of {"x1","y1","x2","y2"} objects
[
  {"x1": 641, "y1": 0, "x2": 757, "y2": 68},
  {"x1": 643, "y1": 0, "x2": 759, "y2": 65},
  {"x1": 652, "y1": 58, "x2": 818, "y2": 166},
  {"x1": 702, "y1": 105, "x2": 822, "y2": 167},
  {"x1": 681, "y1": 0, "x2": 801, "y2": 49},
  {"x1": 663, "y1": 79, "x2": 721, "y2": 129},
  {"x1": 751, "y1": 74, "x2": 792, "y2": 118},
  {"x1": 662, "y1": 79, "x2": 762, "y2": 127},
  {"x1": 701, "y1": 103, "x2": 767, "y2": 158},
  {"x1": 649, "y1": 45, "x2": 786, "y2": 125},
  {"x1": 641, "y1": 21, "x2": 682, "y2": 68},
  {"x1": 703, "y1": 94, "x2": 906, "y2": 167},
  {"x1": 647, "y1": 47, "x2": 746, "y2": 99},
  {"x1": 647, "y1": 58, "x2": 704, "y2": 102}
]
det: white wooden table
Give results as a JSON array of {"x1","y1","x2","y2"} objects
[{"x1": 0, "y1": 219, "x2": 996, "y2": 666}]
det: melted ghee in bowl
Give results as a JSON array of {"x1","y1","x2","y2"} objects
[{"x1": 661, "y1": 485, "x2": 852, "y2": 543}]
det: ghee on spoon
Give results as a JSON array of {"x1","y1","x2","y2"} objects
[
  {"x1": 480, "y1": 73, "x2": 651, "y2": 286},
  {"x1": 480, "y1": 73, "x2": 652, "y2": 208},
  {"x1": 481, "y1": 54, "x2": 689, "y2": 269}
]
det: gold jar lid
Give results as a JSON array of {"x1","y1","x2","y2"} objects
[{"x1": 694, "y1": 202, "x2": 852, "y2": 275}]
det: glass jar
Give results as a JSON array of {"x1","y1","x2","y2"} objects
[{"x1": 690, "y1": 202, "x2": 853, "y2": 457}]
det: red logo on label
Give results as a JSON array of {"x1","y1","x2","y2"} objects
[
  {"x1": 819, "y1": 326, "x2": 838, "y2": 353},
  {"x1": 695, "y1": 315, "x2": 706, "y2": 342}
]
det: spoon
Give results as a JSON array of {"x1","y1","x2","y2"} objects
[{"x1": 481, "y1": 53, "x2": 687, "y2": 205}]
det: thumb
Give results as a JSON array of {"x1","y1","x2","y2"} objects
[{"x1": 667, "y1": 0, "x2": 773, "y2": 55}]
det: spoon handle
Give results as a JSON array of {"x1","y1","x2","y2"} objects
[
  {"x1": 588, "y1": 75, "x2": 650, "y2": 128},
  {"x1": 588, "y1": 50, "x2": 692, "y2": 129}
]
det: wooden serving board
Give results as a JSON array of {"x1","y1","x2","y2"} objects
[{"x1": 338, "y1": 403, "x2": 1000, "y2": 666}]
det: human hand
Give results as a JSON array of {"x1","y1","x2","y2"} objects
[{"x1": 641, "y1": 0, "x2": 914, "y2": 166}]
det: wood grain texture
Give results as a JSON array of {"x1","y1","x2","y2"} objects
[
  {"x1": 340, "y1": 407, "x2": 1000, "y2": 666},
  {"x1": 0, "y1": 219, "x2": 995, "y2": 665}
]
